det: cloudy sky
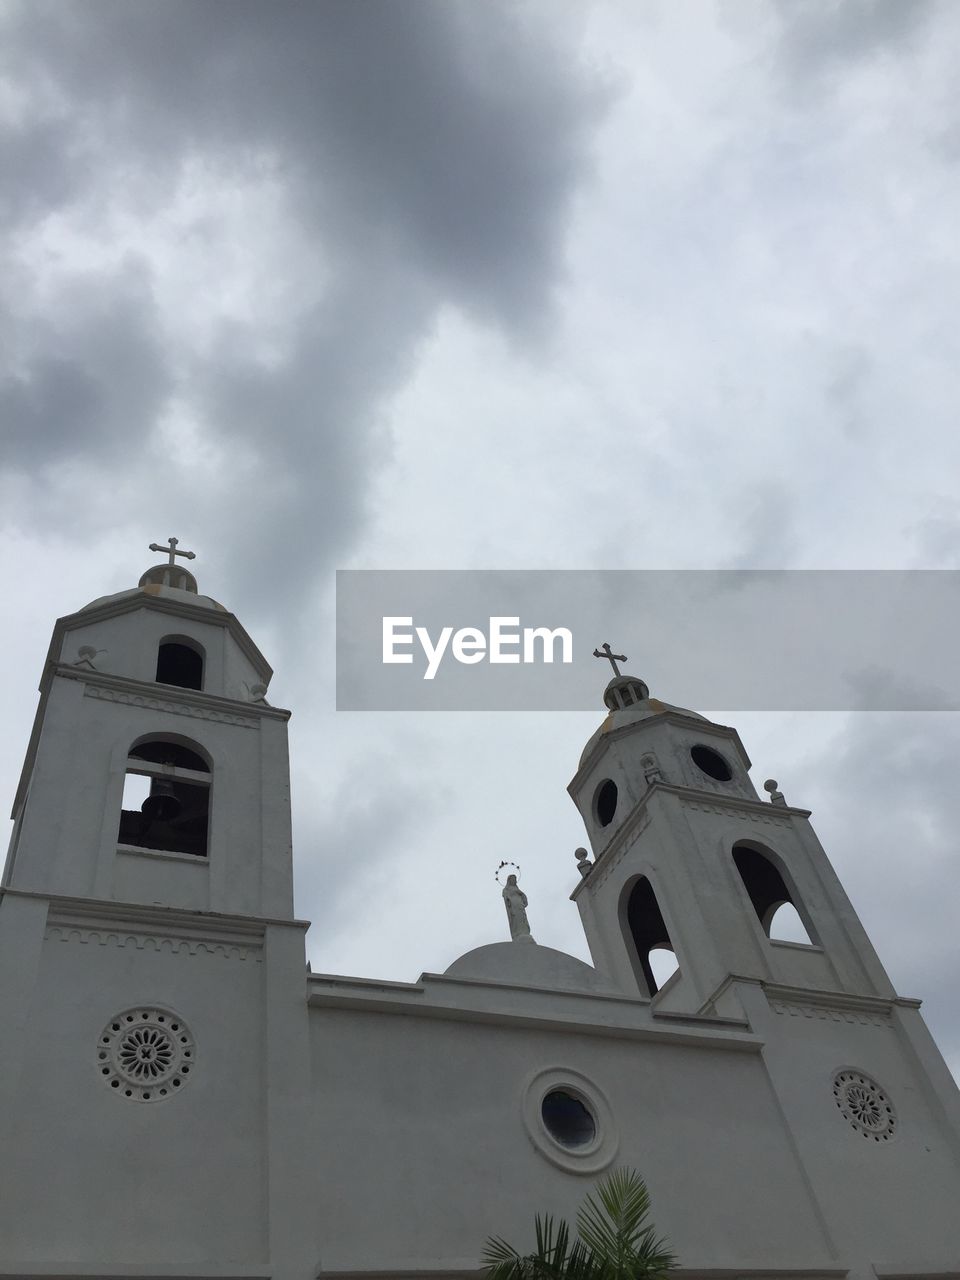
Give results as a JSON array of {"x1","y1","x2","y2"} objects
[{"x1": 2, "y1": 1, "x2": 959, "y2": 1077}]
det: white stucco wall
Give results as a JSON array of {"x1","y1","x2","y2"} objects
[
  {"x1": 305, "y1": 994, "x2": 835, "y2": 1274},
  {"x1": 299, "y1": 965, "x2": 960, "y2": 1276},
  {"x1": 0, "y1": 895, "x2": 270, "y2": 1266}
]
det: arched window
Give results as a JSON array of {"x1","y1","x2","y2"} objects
[
  {"x1": 117, "y1": 736, "x2": 211, "y2": 857},
  {"x1": 624, "y1": 877, "x2": 679, "y2": 996},
  {"x1": 732, "y1": 843, "x2": 814, "y2": 944},
  {"x1": 156, "y1": 637, "x2": 204, "y2": 691}
]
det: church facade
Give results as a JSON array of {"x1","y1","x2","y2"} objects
[{"x1": 2, "y1": 550, "x2": 960, "y2": 1280}]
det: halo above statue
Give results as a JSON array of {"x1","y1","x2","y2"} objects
[{"x1": 495, "y1": 860, "x2": 522, "y2": 886}]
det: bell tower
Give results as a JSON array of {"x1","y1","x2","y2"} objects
[
  {"x1": 0, "y1": 542, "x2": 313, "y2": 1273},
  {"x1": 568, "y1": 654, "x2": 896, "y2": 1015},
  {"x1": 4, "y1": 538, "x2": 294, "y2": 918}
]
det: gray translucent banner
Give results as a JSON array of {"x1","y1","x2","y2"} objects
[{"x1": 335, "y1": 570, "x2": 960, "y2": 711}]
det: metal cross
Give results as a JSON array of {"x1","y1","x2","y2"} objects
[
  {"x1": 593, "y1": 641, "x2": 627, "y2": 677},
  {"x1": 149, "y1": 537, "x2": 196, "y2": 566}
]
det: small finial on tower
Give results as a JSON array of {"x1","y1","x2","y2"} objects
[
  {"x1": 764, "y1": 778, "x2": 787, "y2": 807},
  {"x1": 575, "y1": 847, "x2": 593, "y2": 878}
]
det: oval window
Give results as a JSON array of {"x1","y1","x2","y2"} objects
[
  {"x1": 595, "y1": 779, "x2": 618, "y2": 827},
  {"x1": 541, "y1": 1090, "x2": 597, "y2": 1149},
  {"x1": 690, "y1": 744, "x2": 732, "y2": 782}
]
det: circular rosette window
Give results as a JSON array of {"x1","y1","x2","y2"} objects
[
  {"x1": 522, "y1": 1066, "x2": 619, "y2": 1174},
  {"x1": 833, "y1": 1068, "x2": 897, "y2": 1142},
  {"x1": 97, "y1": 1007, "x2": 195, "y2": 1103}
]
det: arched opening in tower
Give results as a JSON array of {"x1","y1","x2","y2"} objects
[
  {"x1": 733, "y1": 843, "x2": 814, "y2": 945},
  {"x1": 625, "y1": 877, "x2": 679, "y2": 996},
  {"x1": 117, "y1": 738, "x2": 211, "y2": 857},
  {"x1": 156, "y1": 639, "x2": 204, "y2": 691}
]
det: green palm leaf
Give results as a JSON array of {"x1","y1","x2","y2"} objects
[{"x1": 481, "y1": 1168, "x2": 675, "y2": 1280}]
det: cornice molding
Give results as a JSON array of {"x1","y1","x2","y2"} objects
[
  {"x1": 672, "y1": 786, "x2": 811, "y2": 820},
  {"x1": 79, "y1": 675, "x2": 261, "y2": 728},
  {"x1": 45, "y1": 921, "x2": 263, "y2": 962},
  {"x1": 56, "y1": 665, "x2": 290, "y2": 724},
  {"x1": 39, "y1": 892, "x2": 267, "y2": 960},
  {"x1": 763, "y1": 980, "x2": 918, "y2": 1013},
  {"x1": 683, "y1": 802, "x2": 801, "y2": 825},
  {"x1": 1, "y1": 887, "x2": 309, "y2": 935},
  {"x1": 308, "y1": 972, "x2": 758, "y2": 1051},
  {"x1": 703, "y1": 975, "x2": 920, "y2": 1025},
  {"x1": 770, "y1": 997, "x2": 892, "y2": 1028}
]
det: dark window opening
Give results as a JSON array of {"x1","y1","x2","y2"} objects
[
  {"x1": 129, "y1": 741, "x2": 209, "y2": 772},
  {"x1": 118, "y1": 777, "x2": 209, "y2": 857},
  {"x1": 690, "y1": 744, "x2": 732, "y2": 781},
  {"x1": 733, "y1": 843, "x2": 812, "y2": 943},
  {"x1": 541, "y1": 1090, "x2": 596, "y2": 1149},
  {"x1": 595, "y1": 778, "x2": 618, "y2": 827},
  {"x1": 118, "y1": 737, "x2": 211, "y2": 857},
  {"x1": 156, "y1": 641, "x2": 203, "y2": 691},
  {"x1": 626, "y1": 877, "x2": 678, "y2": 996}
]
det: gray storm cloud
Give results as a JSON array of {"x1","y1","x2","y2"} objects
[{"x1": 1, "y1": 0, "x2": 608, "y2": 612}]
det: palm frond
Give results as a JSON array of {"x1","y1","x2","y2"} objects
[
  {"x1": 577, "y1": 1169, "x2": 676, "y2": 1279},
  {"x1": 630, "y1": 1224, "x2": 678, "y2": 1278},
  {"x1": 482, "y1": 1167, "x2": 675, "y2": 1280},
  {"x1": 483, "y1": 1213, "x2": 578, "y2": 1280},
  {"x1": 481, "y1": 1234, "x2": 529, "y2": 1280}
]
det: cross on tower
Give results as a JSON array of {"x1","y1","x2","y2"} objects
[
  {"x1": 149, "y1": 537, "x2": 196, "y2": 567},
  {"x1": 593, "y1": 641, "x2": 627, "y2": 677}
]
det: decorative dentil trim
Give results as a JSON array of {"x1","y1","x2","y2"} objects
[
  {"x1": 46, "y1": 923, "x2": 262, "y2": 963},
  {"x1": 685, "y1": 801, "x2": 793, "y2": 827},
  {"x1": 84, "y1": 683, "x2": 258, "y2": 729},
  {"x1": 770, "y1": 999, "x2": 892, "y2": 1028}
]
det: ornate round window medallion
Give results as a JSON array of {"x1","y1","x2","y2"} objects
[
  {"x1": 522, "y1": 1067, "x2": 619, "y2": 1174},
  {"x1": 833, "y1": 1069, "x2": 896, "y2": 1142},
  {"x1": 97, "y1": 1007, "x2": 195, "y2": 1103}
]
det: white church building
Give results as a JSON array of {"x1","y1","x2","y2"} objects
[{"x1": 2, "y1": 547, "x2": 960, "y2": 1280}]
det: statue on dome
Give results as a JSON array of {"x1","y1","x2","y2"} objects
[{"x1": 498, "y1": 866, "x2": 534, "y2": 943}]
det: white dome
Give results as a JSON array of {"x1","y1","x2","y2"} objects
[{"x1": 443, "y1": 941, "x2": 618, "y2": 994}]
